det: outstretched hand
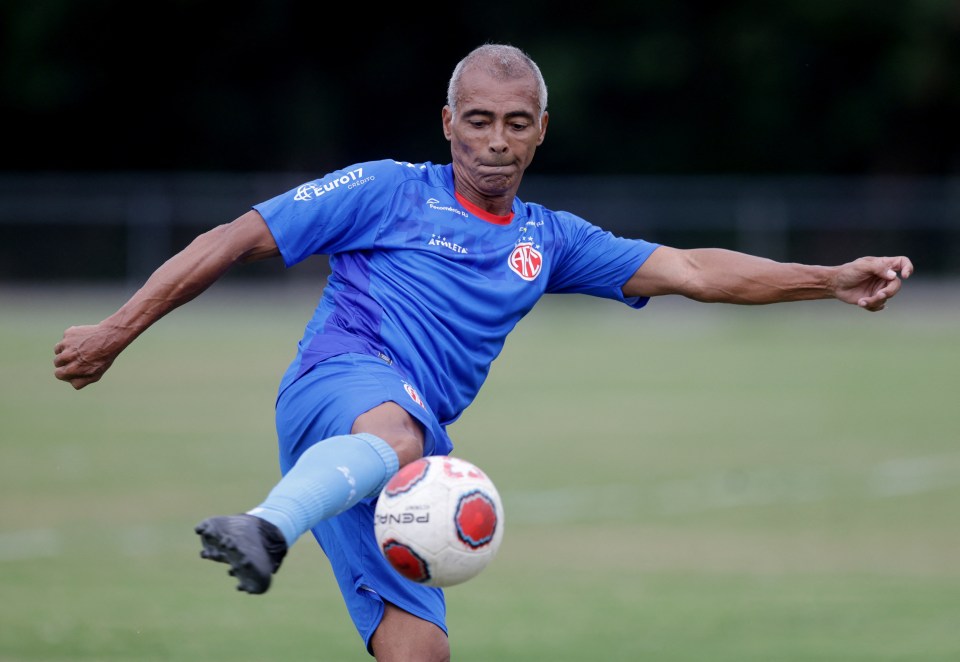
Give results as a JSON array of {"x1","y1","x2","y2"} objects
[
  {"x1": 53, "y1": 324, "x2": 122, "y2": 389},
  {"x1": 833, "y1": 256, "x2": 914, "y2": 311}
]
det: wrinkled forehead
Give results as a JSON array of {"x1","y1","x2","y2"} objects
[{"x1": 455, "y1": 65, "x2": 542, "y2": 115}]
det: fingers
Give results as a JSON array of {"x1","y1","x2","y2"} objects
[
  {"x1": 858, "y1": 291, "x2": 887, "y2": 311},
  {"x1": 53, "y1": 361, "x2": 80, "y2": 385},
  {"x1": 53, "y1": 360, "x2": 101, "y2": 389},
  {"x1": 879, "y1": 256, "x2": 914, "y2": 280},
  {"x1": 854, "y1": 256, "x2": 913, "y2": 312},
  {"x1": 53, "y1": 335, "x2": 100, "y2": 388},
  {"x1": 52, "y1": 348, "x2": 72, "y2": 368},
  {"x1": 53, "y1": 337, "x2": 76, "y2": 375},
  {"x1": 857, "y1": 278, "x2": 899, "y2": 311},
  {"x1": 896, "y1": 256, "x2": 915, "y2": 279},
  {"x1": 53, "y1": 330, "x2": 74, "y2": 366},
  {"x1": 879, "y1": 273, "x2": 903, "y2": 298},
  {"x1": 68, "y1": 375, "x2": 100, "y2": 390},
  {"x1": 53, "y1": 355, "x2": 105, "y2": 388}
]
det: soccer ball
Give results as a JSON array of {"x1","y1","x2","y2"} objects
[{"x1": 374, "y1": 455, "x2": 504, "y2": 587}]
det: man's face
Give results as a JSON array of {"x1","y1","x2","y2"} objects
[{"x1": 442, "y1": 66, "x2": 548, "y2": 205}]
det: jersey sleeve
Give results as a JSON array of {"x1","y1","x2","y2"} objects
[
  {"x1": 252, "y1": 160, "x2": 401, "y2": 267},
  {"x1": 546, "y1": 211, "x2": 660, "y2": 308}
]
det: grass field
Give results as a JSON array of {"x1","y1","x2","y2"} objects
[{"x1": 2, "y1": 280, "x2": 959, "y2": 661}]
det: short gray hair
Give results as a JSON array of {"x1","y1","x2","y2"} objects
[{"x1": 446, "y1": 44, "x2": 548, "y2": 124}]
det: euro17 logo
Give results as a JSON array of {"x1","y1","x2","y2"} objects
[{"x1": 508, "y1": 242, "x2": 542, "y2": 281}]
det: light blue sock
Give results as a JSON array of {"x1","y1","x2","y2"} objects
[{"x1": 247, "y1": 433, "x2": 399, "y2": 546}]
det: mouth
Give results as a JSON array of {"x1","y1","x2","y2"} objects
[{"x1": 478, "y1": 161, "x2": 517, "y2": 173}]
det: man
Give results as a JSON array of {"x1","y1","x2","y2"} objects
[{"x1": 54, "y1": 44, "x2": 913, "y2": 661}]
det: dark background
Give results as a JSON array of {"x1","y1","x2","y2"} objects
[
  {"x1": 1, "y1": 1, "x2": 958, "y2": 282},
  {"x1": 4, "y1": 0, "x2": 958, "y2": 176}
]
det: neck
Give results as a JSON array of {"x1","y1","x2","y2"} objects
[
  {"x1": 452, "y1": 183, "x2": 517, "y2": 217},
  {"x1": 450, "y1": 163, "x2": 520, "y2": 216},
  {"x1": 455, "y1": 191, "x2": 514, "y2": 225}
]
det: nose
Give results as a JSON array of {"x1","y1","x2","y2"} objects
[{"x1": 488, "y1": 124, "x2": 508, "y2": 154}]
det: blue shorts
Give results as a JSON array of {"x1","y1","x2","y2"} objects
[{"x1": 274, "y1": 353, "x2": 452, "y2": 650}]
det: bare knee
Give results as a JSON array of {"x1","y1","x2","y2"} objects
[
  {"x1": 352, "y1": 401, "x2": 425, "y2": 467},
  {"x1": 370, "y1": 602, "x2": 449, "y2": 662}
]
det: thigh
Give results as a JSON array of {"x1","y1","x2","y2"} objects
[
  {"x1": 275, "y1": 353, "x2": 453, "y2": 472},
  {"x1": 352, "y1": 401, "x2": 425, "y2": 468}
]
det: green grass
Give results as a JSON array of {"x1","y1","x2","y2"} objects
[{"x1": 2, "y1": 281, "x2": 959, "y2": 661}]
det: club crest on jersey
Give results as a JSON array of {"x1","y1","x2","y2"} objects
[
  {"x1": 403, "y1": 382, "x2": 426, "y2": 409},
  {"x1": 508, "y1": 242, "x2": 543, "y2": 281}
]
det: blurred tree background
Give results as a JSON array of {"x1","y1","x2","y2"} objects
[
  {"x1": 3, "y1": 0, "x2": 957, "y2": 176},
  {"x1": 1, "y1": 0, "x2": 958, "y2": 282}
]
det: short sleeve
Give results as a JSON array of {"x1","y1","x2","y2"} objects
[
  {"x1": 546, "y1": 211, "x2": 660, "y2": 307},
  {"x1": 253, "y1": 160, "x2": 398, "y2": 267}
]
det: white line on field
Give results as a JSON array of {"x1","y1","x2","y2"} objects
[
  {"x1": 3, "y1": 453, "x2": 959, "y2": 551},
  {"x1": 0, "y1": 528, "x2": 61, "y2": 561},
  {"x1": 870, "y1": 453, "x2": 960, "y2": 496},
  {"x1": 0, "y1": 526, "x2": 172, "y2": 561},
  {"x1": 505, "y1": 452, "x2": 960, "y2": 523}
]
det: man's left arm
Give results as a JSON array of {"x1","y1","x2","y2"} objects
[{"x1": 623, "y1": 246, "x2": 914, "y2": 312}]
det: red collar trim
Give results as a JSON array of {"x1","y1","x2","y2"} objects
[{"x1": 455, "y1": 191, "x2": 514, "y2": 225}]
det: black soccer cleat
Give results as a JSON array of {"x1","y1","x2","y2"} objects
[{"x1": 194, "y1": 514, "x2": 288, "y2": 595}]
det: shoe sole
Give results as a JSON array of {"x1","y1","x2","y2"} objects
[{"x1": 195, "y1": 519, "x2": 271, "y2": 595}]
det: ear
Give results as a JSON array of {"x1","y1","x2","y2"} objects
[
  {"x1": 536, "y1": 111, "x2": 549, "y2": 146},
  {"x1": 442, "y1": 106, "x2": 454, "y2": 141}
]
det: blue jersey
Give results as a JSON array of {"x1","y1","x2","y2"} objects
[{"x1": 254, "y1": 160, "x2": 660, "y2": 430}]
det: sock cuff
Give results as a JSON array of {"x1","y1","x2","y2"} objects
[{"x1": 353, "y1": 432, "x2": 400, "y2": 494}]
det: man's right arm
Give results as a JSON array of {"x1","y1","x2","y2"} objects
[{"x1": 54, "y1": 210, "x2": 280, "y2": 390}]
